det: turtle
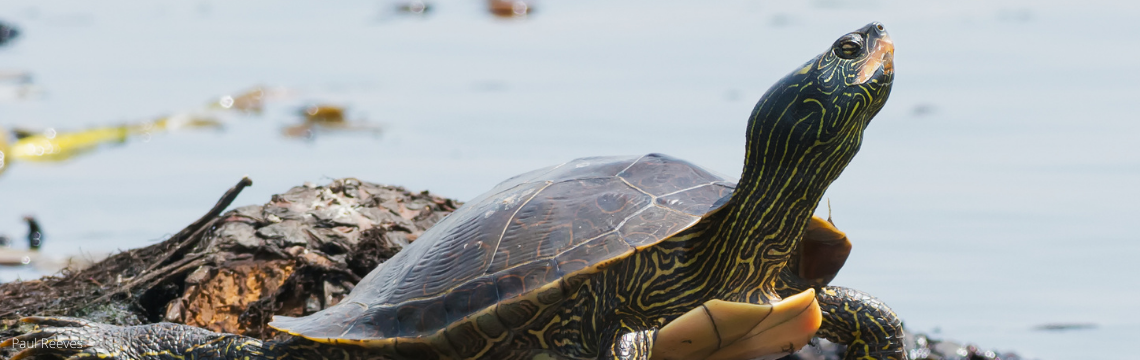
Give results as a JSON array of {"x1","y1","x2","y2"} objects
[{"x1": 3, "y1": 22, "x2": 901, "y2": 360}]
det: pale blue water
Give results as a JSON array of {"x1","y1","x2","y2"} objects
[{"x1": 1, "y1": 1, "x2": 1138, "y2": 359}]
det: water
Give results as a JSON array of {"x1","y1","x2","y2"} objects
[{"x1": 1, "y1": 1, "x2": 1137, "y2": 359}]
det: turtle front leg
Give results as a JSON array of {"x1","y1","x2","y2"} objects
[
  {"x1": 2, "y1": 317, "x2": 283, "y2": 360},
  {"x1": 775, "y1": 270, "x2": 906, "y2": 360},
  {"x1": 813, "y1": 286, "x2": 906, "y2": 360}
]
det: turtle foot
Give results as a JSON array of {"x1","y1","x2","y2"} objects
[
  {"x1": 651, "y1": 289, "x2": 822, "y2": 360},
  {"x1": 705, "y1": 289, "x2": 822, "y2": 360}
]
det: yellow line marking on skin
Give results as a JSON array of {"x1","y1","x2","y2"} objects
[{"x1": 527, "y1": 315, "x2": 561, "y2": 349}]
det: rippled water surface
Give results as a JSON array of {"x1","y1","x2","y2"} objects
[{"x1": 1, "y1": 1, "x2": 1138, "y2": 359}]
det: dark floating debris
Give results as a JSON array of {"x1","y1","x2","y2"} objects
[
  {"x1": 0, "y1": 216, "x2": 44, "y2": 267},
  {"x1": 1033, "y1": 322, "x2": 1097, "y2": 331},
  {"x1": 0, "y1": 21, "x2": 19, "y2": 46},
  {"x1": 23, "y1": 216, "x2": 42, "y2": 251},
  {"x1": 10, "y1": 128, "x2": 36, "y2": 140},
  {"x1": 472, "y1": 80, "x2": 508, "y2": 92},
  {"x1": 489, "y1": 0, "x2": 533, "y2": 18},
  {"x1": 912, "y1": 103, "x2": 938, "y2": 117},
  {"x1": 724, "y1": 89, "x2": 742, "y2": 102},
  {"x1": 997, "y1": 8, "x2": 1033, "y2": 23},
  {"x1": 770, "y1": 13, "x2": 792, "y2": 27}
]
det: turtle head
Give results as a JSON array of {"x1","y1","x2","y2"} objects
[
  {"x1": 741, "y1": 22, "x2": 893, "y2": 195},
  {"x1": 827, "y1": 22, "x2": 894, "y2": 90}
]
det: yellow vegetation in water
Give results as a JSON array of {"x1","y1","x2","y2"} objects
[
  {"x1": 8, "y1": 126, "x2": 129, "y2": 162},
  {"x1": 0, "y1": 115, "x2": 221, "y2": 167},
  {"x1": 0, "y1": 127, "x2": 8, "y2": 176}
]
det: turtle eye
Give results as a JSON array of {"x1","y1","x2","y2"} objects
[{"x1": 832, "y1": 34, "x2": 863, "y2": 60}]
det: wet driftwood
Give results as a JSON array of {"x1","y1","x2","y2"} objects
[{"x1": 0, "y1": 177, "x2": 459, "y2": 359}]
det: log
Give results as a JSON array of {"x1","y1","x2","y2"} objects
[{"x1": 0, "y1": 177, "x2": 459, "y2": 358}]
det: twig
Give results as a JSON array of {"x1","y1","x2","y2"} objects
[
  {"x1": 92, "y1": 253, "x2": 206, "y2": 304},
  {"x1": 91, "y1": 177, "x2": 252, "y2": 304},
  {"x1": 143, "y1": 177, "x2": 253, "y2": 274}
]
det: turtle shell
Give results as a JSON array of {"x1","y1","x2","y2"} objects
[{"x1": 270, "y1": 154, "x2": 735, "y2": 344}]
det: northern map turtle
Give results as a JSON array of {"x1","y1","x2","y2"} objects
[{"x1": 5, "y1": 22, "x2": 901, "y2": 360}]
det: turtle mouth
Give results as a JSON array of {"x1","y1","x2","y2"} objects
[{"x1": 853, "y1": 32, "x2": 894, "y2": 85}]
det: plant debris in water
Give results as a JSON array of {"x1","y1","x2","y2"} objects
[
  {"x1": 283, "y1": 104, "x2": 382, "y2": 141},
  {"x1": 488, "y1": 0, "x2": 533, "y2": 18}
]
